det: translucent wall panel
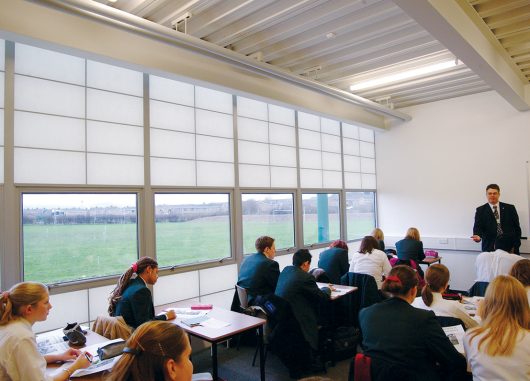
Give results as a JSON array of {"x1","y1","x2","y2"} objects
[
  {"x1": 195, "y1": 86, "x2": 232, "y2": 114},
  {"x1": 342, "y1": 138, "x2": 360, "y2": 156},
  {"x1": 15, "y1": 148, "x2": 85, "y2": 184},
  {"x1": 196, "y1": 136, "x2": 233, "y2": 162},
  {"x1": 238, "y1": 141, "x2": 269, "y2": 165},
  {"x1": 87, "y1": 60, "x2": 143, "y2": 96},
  {"x1": 298, "y1": 129, "x2": 321, "y2": 150},
  {"x1": 15, "y1": 43, "x2": 85, "y2": 85},
  {"x1": 298, "y1": 111, "x2": 320, "y2": 131},
  {"x1": 237, "y1": 117, "x2": 268, "y2": 142},
  {"x1": 87, "y1": 153, "x2": 143, "y2": 185},
  {"x1": 15, "y1": 112, "x2": 85, "y2": 151},
  {"x1": 362, "y1": 174, "x2": 377, "y2": 189},
  {"x1": 269, "y1": 104, "x2": 295, "y2": 126},
  {"x1": 321, "y1": 118, "x2": 340, "y2": 135},
  {"x1": 15, "y1": 75, "x2": 85, "y2": 118},
  {"x1": 0, "y1": 110, "x2": 3, "y2": 146},
  {"x1": 150, "y1": 100, "x2": 195, "y2": 132},
  {"x1": 149, "y1": 75, "x2": 194, "y2": 106},
  {"x1": 196, "y1": 161, "x2": 234, "y2": 187},
  {"x1": 199, "y1": 264, "x2": 238, "y2": 295},
  {"x1": 360, "y1": 141, "x2": 375, "y2": 158},
  {"x1": 269, "y1": 123, "x2": 295, "y2": 146},
  {"x1": 237, "y1": 97, "x2": 267, "y2": 120},
  {"x1": 300, "y1": 169, "x2": 322, "y2": 188},
  {"x1": 359, "y1": 127, "x2": 375, "y2": 142},
  {"x1": 34, "y1": 291, "x2": 88, "y2": 333},
  {"x1": 0, "y1": 73, "x2": 4, "y2": 107},
  {"x1": 299, "y1": 149, "x2": 322, "y2": 169},
  {"x1": 150, "y1": 158, "x2": 196, "y2": 186},
  {"x1": 87, "y1": 122, "x2": 143, "y2": 156},
  {"x1": 345, "y1": 172, "x2": 362, "y2": 189},
  {"x1": 154, "y1": 272, "x2": 200, "y2": 305},
  {"x1": 323, "y1": 170, "x2": 342, "y2": 188},
  {"x1": 200, "y1": 290, "x2": 234, "y2": 310},
  {"x1": 269, "y1": 145, "x2": 296, "y2": 167},
  {"x1": 150, "y1": 129, "x2": 195, "y2": 159},
  {"x1": 196, "y1": 109, "x2": 233, "y2": 138},
  {"x1": 238, "y1": 164, "x2": 270, "y2": 187},
  {"x1": 0, "y1": 147, "x2": 3, "y2": 183},
  {"x1": 361, "y1": 157, "x2": 376, "y2": 173},
  {"x1": 87, "y1": 89, "x2": 143, "y2": 126},
  {"x1": 0, "y1": 39, "x2": 4, "y2": 71},
  {"x1": 344, "y1": 155, "x2": 361, "y2": 172},
  {"x1": 88, "y1": 285, "x2": 115, "y2": 321},
  {"x1": 271, "y1": 166, "x2": 297, "y2": 188},
  {"x1": 342, "y1": 123, "x2": 359, "y2": 139},
  {"x1": 321, "y1": 134, "x2": 341, "y2": 153},
  {"x1": 322, "y1": 152, "x2": 342, "y2": 171}
]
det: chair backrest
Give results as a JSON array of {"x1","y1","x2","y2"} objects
[
  {"x1": 236, "y1": 284, "x2": 249, "y2": 309},
  {"x1": 340, "y1": 272, "x2": 382, "y2": 326},
  {"x1": 468, "y1": 281, "x2": 489, "y2": 297},
  {"x1": 435, "y1": 315, "x2": 466, "y2": 331},
  {"x1": 348, "y1": 353, "x2": 372, "y2": 381}
]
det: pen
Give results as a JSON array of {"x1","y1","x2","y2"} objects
[{"x1": 85, "y1": 352, "x2": 93, "y2": 363}]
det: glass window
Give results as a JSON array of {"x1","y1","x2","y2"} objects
[
  {"x1": 241, "y1": 193, "x2": 295, "y2": 254},
  {"x1": 22, "y1": 193, "x2": 138, "y2": 284},
  {"x1": 346, "y1": 192, "x2": 376, "y2": 240},
  {"x1": 302, "y1": 193, "x2": 340, "y2": 245},
  {"x1": 155, "y1": 193, "x2": 231, "y2": 267}
]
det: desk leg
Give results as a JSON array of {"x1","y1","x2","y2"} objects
[
  {"x1": 258, "y1": 326, "x2": 265, "y2": 381},
  {"x1": 212, "y1": 342, "x2": 218, "y2": 380}
]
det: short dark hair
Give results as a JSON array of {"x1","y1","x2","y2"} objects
[
  {"x1": 494, "y1": 235, "x2": 516, "y2": 252},
  {"x1": 486, "y1": 184, "x2": 500, "y2": 192},
  {"x1": 359, "y1": 236, "x2": 379, "y2": 254},
  {"x1": 255, "y1": 236, "x2": 275, "y2": 253},
  {"x1": 293, "y1": 249, "x2": 312, "y2": 267}
]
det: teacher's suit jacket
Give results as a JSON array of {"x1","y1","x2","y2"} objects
[
  {"x1": 275, "y1": 266, "x2": 330, "y2": 350},
  {"x1": 237, "y1": 252, "x2": 280, "y2": 306},
  {"x1": 317, "y1": 247, "x2": 349, "y2": 284},
  {"x1": 359, "y1": 297, "x2": 466, "y2": 381},
  {"x1": 473, "y1": 202, "x2": 521, "y2": 253},
  {"x1": 114, "y1": 277, "x2": 166, "y2": 329}
]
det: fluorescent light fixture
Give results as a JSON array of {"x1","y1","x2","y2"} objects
[{"x1": 350, "y1": 60, "x2": 459, "y2": 91}]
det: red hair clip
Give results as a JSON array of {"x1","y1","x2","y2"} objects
[
  {"x1": 131, "y1": 262, "x2": 138, "y2": 273},
  {"x1": 386, "y1": 275, "x2": 402, "y2": 284}
]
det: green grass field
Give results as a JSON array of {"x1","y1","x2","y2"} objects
[{"x1": 23, "y1": 214, "x2": 374, "y2": 283}]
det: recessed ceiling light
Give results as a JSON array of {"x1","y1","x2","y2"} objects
[
  {"x1": 350, "y1": 60, "x2": 460, "y2": 92},
  {"x1": 326, "y1": 32, "x2": 337, "y2": 39}
]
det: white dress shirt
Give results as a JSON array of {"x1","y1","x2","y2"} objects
[
  {"x1": 475, "y1": 249, "x2": 523, "y2": 282},
  {"x1": 464, "y1": 329, "x2": 530, "y2": 381},
  {"x1": 349, "y1": 249, "x2": 392, "y2": 289},
  {"x1": 0, "y1": 318, "x2": 52, "y2": 381},
  {"x1": 412, "y1": 292, "x2": 478, "y2": 329}
]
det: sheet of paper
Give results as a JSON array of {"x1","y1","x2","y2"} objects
[
  {"x1": 166, "y1": 307, "x2": 208, "y2": 320},
  {"x1": 200, "y1": 318, "x2": 230, "y2": 329},
  {"x1": 192, "y1": 372, "x2": 213, "y2": 381},
  {"x1": 442, "y1": 325, "x2": 465, "y2": 354},
  {"x1": 36, "y1": 331, "x2": 70, "y2": 355},
  {"x1": 70, "y1": 356, "x2": 120, "y2": 377}
]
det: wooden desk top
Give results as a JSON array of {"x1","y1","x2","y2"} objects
[
  {"x1": 161, "y1": 306, "x2": 266, "y2": 343},
  {"x1": 316, "y1": 282, "x2": 357, "y2": 300},
  {"x1": 44, "y1": 329, "x2": 109, "y2": 380},
  {"x1": 419, "y1": 257, "x2": 442, "y2": 265}
]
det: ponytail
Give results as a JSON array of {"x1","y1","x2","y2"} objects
[
  {"x1": 421, "y1": 264, "x2": 449, "y2": 306},
  {"x1": 421, "y1": 284, "x2": 434, "y2": 306},
  {"x1": 108, "y1": 257, "x2": 158, "y2": 316}
]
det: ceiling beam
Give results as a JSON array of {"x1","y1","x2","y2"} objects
[{"x1": 393, "y1": 0, "x2": 530, "y2": 111}]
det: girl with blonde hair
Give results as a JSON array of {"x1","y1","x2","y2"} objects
[
  {"x1": 371, "y1": 227, "x2": 385, "y2": 251},
  {"x1": 0, "y1": 282, "x2": 91, "y2": 381},
  {"x1": 107, "y1": 320, "x2": 192, "y2": 381},
  {"x1": 412, "y1": 264, "x2": 477, "y2": 329},
  {"x1": 463, "y1": 275, "x2": 530, "y2": 380}
]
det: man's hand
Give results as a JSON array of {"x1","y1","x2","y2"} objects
[{"x1": 471, "y1": 235, "x2": 481, "y2": 243}]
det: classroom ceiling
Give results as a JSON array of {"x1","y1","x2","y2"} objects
[{"x1": 92, "y1": 0, "x2": 529, "y2": 110}]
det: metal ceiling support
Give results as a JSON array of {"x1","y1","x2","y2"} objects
[
  {"x1": 393, "y1": 0, "x2": 530, "y2": 111},
  {"x1": 22, "y1": 0, "x2": 411, "y2": 123}
]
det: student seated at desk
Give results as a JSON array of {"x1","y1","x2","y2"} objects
[
  {"x1": 371, "y1": 227, "x2": 386, "y2": 252},
  {"x1": 412, "y1": 264, "x2": 478, "y2": 329},
  {"x1": 108, "y1": 320, "x2": 192, "y2": 381},
  {"x1": 395, "y1": 227, "x2": 426, "y2": 278},
  {"x1": 359, "y1": 266, "x2": 467, "y2": 381},
  {"x1": 108, "y1": 257, "x2": 176, "y2": 329},
  {"x1": 349, "y1": 235, "x2": 391, "y2": 289},
  {"x1": 510, "y1": 259, "x2": 530, "y2": 304},
  {"x1": 0, "y1": 282, "x2": 91, "y2": 381},
  {"x1": 463, "y1": 275, "x2": 530, "y2": 381},
  {"x1": 317, "y1": 239, "x2": 349, "y2": 284}
]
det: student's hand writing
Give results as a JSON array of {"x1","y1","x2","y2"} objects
[
  {"x1": 58, "y1": 348, "x2": 82, "y2": 362},
  {"x1": 165, "y1": 309, "x2": 176, "y2": 320}
]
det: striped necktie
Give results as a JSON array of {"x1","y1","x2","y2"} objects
[{"x1": 493, "y1": 205, "x2": 503, "y2": 236}]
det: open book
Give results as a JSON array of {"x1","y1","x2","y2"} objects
[{"x1": 442, "y1": 325, "x2": 465, "y2": 354}]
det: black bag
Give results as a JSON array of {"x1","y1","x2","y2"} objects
[
  {"x1": 333, "y1": 326, "x2": 360, "y2": 361},
  {"x1": 97, "y1": 340, "x2": 126, "y2": 360}
]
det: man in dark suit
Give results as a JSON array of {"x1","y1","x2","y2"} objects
[
  {"x1": 472, "y1": 184, "x2": 521, "y2": 254},
  {"x1": 115, "y1": 264, "x2": 174, "y2": 328},
  {"x1": 275, "y1": 249, "x2": 331, "y2": 354},
  {"x1": 237, "y1": 236, "x2": 280, "y2": 306},
  {"x1": 317, "y1": 240, "x2": 349, "y2": 284}
]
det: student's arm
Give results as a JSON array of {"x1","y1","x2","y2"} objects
[
  {"x1": 382, "y1": 253, "x2": 392, "y2": 276},
  {"x1": 418, "y1": 241, "x2": 426, "y2": 261},
  {"x1": 452, "y1": 303, "x2": 479, "y2": 329}
]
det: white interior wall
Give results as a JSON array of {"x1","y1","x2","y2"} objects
[{"x1": 376, "y1": 90, "x2": 530, "y2": 289}]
